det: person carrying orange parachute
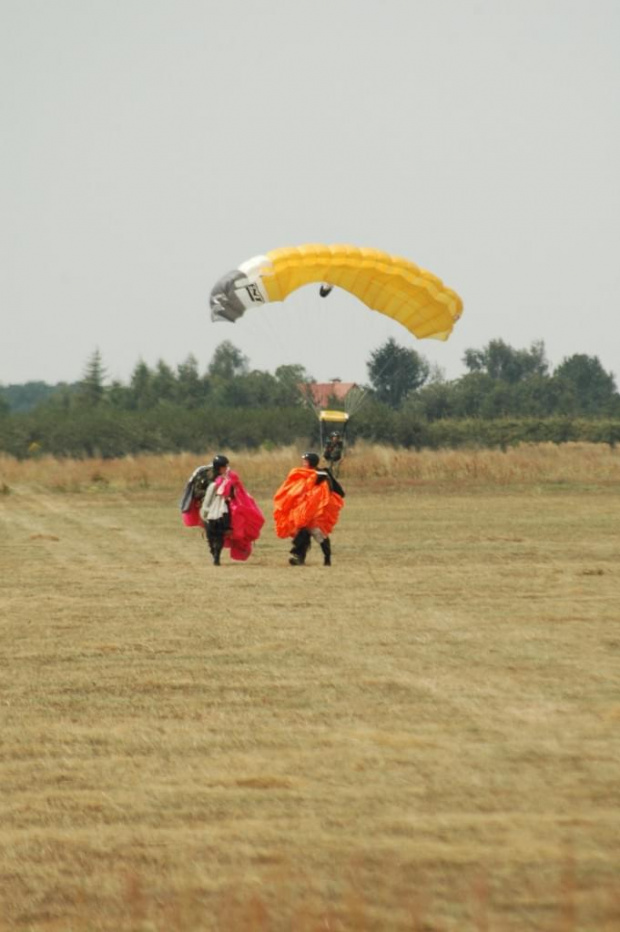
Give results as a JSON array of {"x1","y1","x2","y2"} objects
[{"x1": 273, "y1": 452, "x2": 345, "y2": 567}]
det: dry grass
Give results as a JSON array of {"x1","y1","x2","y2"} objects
[
  {"x1": 1, "y1": 446, "x2": 619, "y2": 930},
  {"x1": 2, "y1": 441, "x2": 620, "y2": 493}
]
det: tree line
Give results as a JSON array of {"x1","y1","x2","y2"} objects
[{"x1": 1, "y1": 338, "x2": 619, "y2": 458}]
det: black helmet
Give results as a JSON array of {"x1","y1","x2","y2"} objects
[
  {"x1": 212, "y1": 454, "x2": 229, "y2": 469},
  {"x1": 302, "y1": 452, "x2": 320, "y2": 468}
]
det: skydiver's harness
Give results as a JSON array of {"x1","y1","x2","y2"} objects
[
  {"x1": 317, "y1": 468, "x2": 345, "y2": 498},
  {"x1": 180, "y1": 464, "x2": 212, "y2": 514}
]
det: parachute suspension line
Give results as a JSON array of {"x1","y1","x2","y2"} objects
[
  {"x1": 294, "y1": 376, "x2": 322, "y2": 418},
  {"x1": 223, "y1": 287, "x2": 316, "y2": 418},
  {"x1": 310, "y1": 285, "x2": 418, "y2": 421},
  {"x1": 271, "y1": 284, "x2": 324, "y2": 419},
  {"x1": 263, "y1": 352, "x2": 321, "y2": 419},
  {"x1": 303, "y1": 288, "x2": 369, "y2": 424},
  {"x1": 344, "y1": 384, "x2": 370, "y2": 419}
]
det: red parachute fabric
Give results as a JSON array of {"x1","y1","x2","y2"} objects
[
  {"x1": 181, "y1": 498, "x2": 203, "y2": 527},
  {"x1": 218, "y1": 470, "x2": 265, "y2": 561},
  {"x1": 273, "y1": 467, "x2": 344, "y2": 539}
]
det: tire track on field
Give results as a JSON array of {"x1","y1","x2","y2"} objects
[
  {"x1": 2, "y1": 487, "x2": 193, "y2": 579},
  {"x1": 1, "y1": 488, "x2": 212, "y2": 641}
]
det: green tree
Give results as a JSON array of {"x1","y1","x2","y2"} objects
[
  {"x1": 275, "y1": 363, "x2": 313, "y2": 385},
  {"x1": 553, "y1": 354, "x2": 618, "y2": 415},
  {"x1": 176, "y1": 354, "x2": 208, "y2": 408},
  {"x1": 152, "y1": 360, "x2": 178, "y2": 404},
  {"x1": 0, "y1": 381, "x2": 59, "y2": 413},
  {"x1": 226, "y1": 371, "x2": 284, "y2": 407},
  {"x1": 76, "y1": 349, "x2": 107, "y2": 408},
  {"x1": 207, "y1": 341, "x2": 249, "y2": 380},
  {"x1": 274, "y1": 364, "x2": 315, "y2": 407},
  {"x1": 128, "y1": 360, "x2": 156, "y2": 409},
  {"x1": 107, "y1": 379, "x2": 132, "y2": 409},
  {"x1": 405, "y1": 380, "x2": 455, "y2": 421},
  {"x1": 463, "y1": 339, "x2": 548, "y2": 383},
  {"x1": 367, "y1": 338, "x2": 430, "y2": 408},
  {"x1": 512, "y1": 374, "x2": 566, "y2": 417},
  {"x1": 448, "y1": 372, "x2": 495, "y2": 418}
]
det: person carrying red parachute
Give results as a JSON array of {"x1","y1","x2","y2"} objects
[
  {"x1": 180, "y1": 455, "x2": 264, "y2": 565},
  {"x1": 199, "y1": 454, "x2": 265, "y2": 565},
  {"x1": 273, "y1": 452, "x2": 345, "y2": 567}
]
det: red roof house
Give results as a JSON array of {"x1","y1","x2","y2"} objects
[{"x1": 300, "y1": 381, "x2": 358, "y2": 409}]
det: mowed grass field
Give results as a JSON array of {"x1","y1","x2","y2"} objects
[{"x1": 1, "y1": 445, "x2": 619, "y2": 931}]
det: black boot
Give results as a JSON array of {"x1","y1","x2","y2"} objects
[
  {"x1": 209, "y1": 532, "x2": 223, "y2": 565},
  {"x1": 289, "y1": 529, "x2": 311, "y2": 566},
  {"x1": 320, "y1": 538, "x2": 331, "y2": 566}
]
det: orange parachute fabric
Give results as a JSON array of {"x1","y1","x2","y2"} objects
[{"x1": 273, "y1": 467, "x2": 344, "y2": 539}]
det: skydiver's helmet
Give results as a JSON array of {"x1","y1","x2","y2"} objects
[
  {"x1": 302, "y1": 452, "x2": 320, "y2": 469},
  {"x1": 212, "y1": 454, "x2": 229, "y2": 470},
  {"x1": 330, "y1": 432, "x2": 341, "y2": 439}
]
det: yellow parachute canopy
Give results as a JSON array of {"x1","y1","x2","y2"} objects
[
  {"x1": 318, "y1": 410, "x2": 349, "y2": 423},
  {"x1": 210, "y1": 244, "x2": 463, "y2": 342}
]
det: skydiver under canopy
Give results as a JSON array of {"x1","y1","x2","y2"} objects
[{"x1": 323, "y1": 431, "x2": 344, "y2": 464}]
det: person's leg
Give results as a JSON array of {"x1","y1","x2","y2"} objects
[
  {"x1": 206, "y1": 522, "x2": 217, "y2": 556},
  {"x1": 289, "y1": 528, "x2": 311, "y2": 565},
  {"x1": 207, "y1": 521, "x2": 224, "y2": 565}
]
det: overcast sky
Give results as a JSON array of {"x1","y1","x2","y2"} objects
[{"x1": 1, "y1": 0, "x2": 619, "y2": 389}]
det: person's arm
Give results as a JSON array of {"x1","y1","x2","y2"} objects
[{"x1": 316, "y1": 468, "x2": 345, "y2": 498}]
